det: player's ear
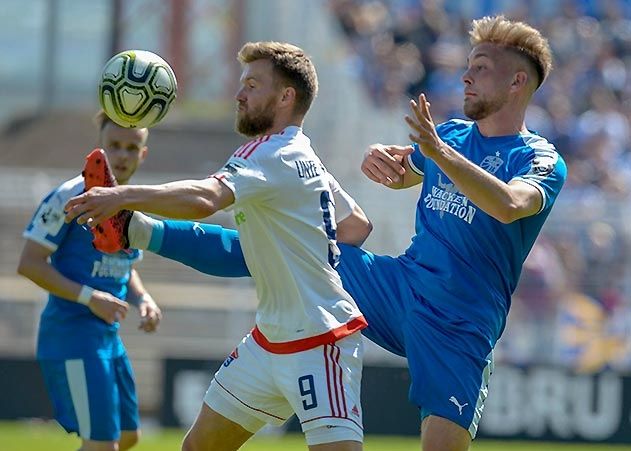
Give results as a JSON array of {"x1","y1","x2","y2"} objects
[
  {"x1": 280, "y1": 87, "x2": 296, "y2": 106},
  {"x1": 510, "y1": 71, "x2": 528, "y2": 92},
  {"x1": 139, "y1": 146, "x2": 149, "y2": 164}
]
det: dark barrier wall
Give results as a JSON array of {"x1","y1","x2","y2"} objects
[
  {"x1": 161, "y1": 359, "x2": 631, "y2": 444},
  {"x1": 2, "y1": 357, "x2": 630, "y2": 444},
  {"x1": 0, "y1": 358, "x2": 52, "y2": 419}
]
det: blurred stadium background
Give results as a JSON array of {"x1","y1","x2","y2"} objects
[{"x1": 2, "y1": 0, "x2": 631, "y2": 449}]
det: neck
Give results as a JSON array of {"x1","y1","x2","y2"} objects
[
  {"x1": 261, "y1": 117, "x2": 303, "y2": 137},
  {"x1": 475, "y1": 105, "x2": 528, "y2": 137}
]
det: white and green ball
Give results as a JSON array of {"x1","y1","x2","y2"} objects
[{"x1": 98, "y1": 50, "x2": 177, "y2": 128}]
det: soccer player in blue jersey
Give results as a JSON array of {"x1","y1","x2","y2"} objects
[
  {"x1": 17, "y1": 111, "x2": 162, "y2": 451},
  {"x1": 68, "y1": 16, "x2": 566, "y2": 451}
]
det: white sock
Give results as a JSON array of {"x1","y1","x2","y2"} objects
[{"x1": 128, "y1": 212, "x2": 159, "y2": 250}]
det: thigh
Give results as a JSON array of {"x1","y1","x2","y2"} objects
[
  {"x1": 205, "y1": 334, "x2": 294, "y2": 431},
  {"x1": 39, "y1": 358, "x2": 120, "y2": 441},
  {"x1": 421, "y1": 415, "x2": 471, "y2": 451},
  {"x1": 403, "y1": 311, "x2": 494, "y2": 439},
  {"x1": 113, "y1": 354, "x2": 139, "y2": 433},
  {"x1": 274, "y1": 333, "x2": 364, "y2": 442},
  {"x1": 337, "y1": 245, "x2": 413, "y2": 356}
]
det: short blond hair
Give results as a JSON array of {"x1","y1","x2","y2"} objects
[
  {"x1": 238, "y1": 41, "x2": 318, "y2": 116},
  {"x1": 93, "y1": 110, "x2": 148, "y2": 144},
  {"x1": 470, "y1": 15, "x2": 552, "y2": 88}
]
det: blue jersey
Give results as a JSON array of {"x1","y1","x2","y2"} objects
[
  {"x1": 24, "y1": 175, "x2": 142, "y2": 359},
  {"x1": 400, "y1": 119, "x2": 567, "y2": 343}
]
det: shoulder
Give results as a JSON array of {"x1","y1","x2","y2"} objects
[
  {"x1": 231, "y1": 128, "x2": 309, "y2": 165},
  {"x1": 512, "y1": 132, "x2": 567, "y2": 182},
  {"x1": 231, "y1": 135, "x2": 276, "y2": 161},
  {"x1": 38, "y1": 175, "x2": 84, "y2": 208},
  {"x1": 519, "y1": 133, "x2": 566, "y2": 171},
  {"x1": 51, "y1": 175, "x2": 85, "y2": 202},
  {"x1": 436, "y1": 119, "x2": 474, "y2": 139}
]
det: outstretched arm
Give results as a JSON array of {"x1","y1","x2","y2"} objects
[
  {"x1": 406, "y1": 94, "x2": 542, "y2": 223},
  {"x1": 65, "y1": 177, "x2": 235, "y2": 226}
]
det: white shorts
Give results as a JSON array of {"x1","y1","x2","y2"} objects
[{"x1": 204, "y1": 331, "x2": 364, "y2": 445}]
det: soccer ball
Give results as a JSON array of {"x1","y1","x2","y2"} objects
[{"x1": 98, "y1": 50, "x2": 177, "y2": 128}]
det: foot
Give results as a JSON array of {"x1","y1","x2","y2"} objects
[{"x1": 82, "y1": 148, "x2": 132, "y2": 253}]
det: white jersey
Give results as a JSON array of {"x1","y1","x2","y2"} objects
[{"x1": 214, "y1": 125, "x2": 366, "y2": 353}]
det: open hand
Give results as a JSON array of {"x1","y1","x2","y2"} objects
[
  {"x1": 405, "y1": 93, "x2": 444, "y2": 159},
  {"x1": 65, "y1": 186, "x2": 124, "y2": 227}
]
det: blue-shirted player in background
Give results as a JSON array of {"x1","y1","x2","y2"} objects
[
  {"x1": 72, "y1": 16, "x2": 566, "y2": 451},
  {"x1": 17, "y1": 111, "x2": 162, "y2": 451}
]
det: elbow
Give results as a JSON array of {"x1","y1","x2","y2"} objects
[
  {"x1": 187, "y1": 199, "x2": 217, "y2": 219},
  {"x1": 494, "y1": 205, "x2": 520, "y2": 224},
  {"x1": 357, "y1": 221, "x2": 374, "y2": 245},
  {"x1": 17, "y1": 259, "x2": 33, "y2": 279},
  {"x1": 365, "y1": 220, "x2": 374, "y2": 238},
  {"x1": 341, "y1": 219, "x2": 373, "y2": 247}
]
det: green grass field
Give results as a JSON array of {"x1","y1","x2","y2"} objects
[{"x1": 1, "y1": 421, "x2": 630, "y2": 451}]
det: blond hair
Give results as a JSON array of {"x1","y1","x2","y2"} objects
[
  {"x1": 470, "y1": 15, "x2": 552, "y2": 88},
  {"x1": 238, "y1": 41, "x2": 318, "y2": 116},
  {"x1": 93, "y1": 110, "x2": 149, "y2": 145}
]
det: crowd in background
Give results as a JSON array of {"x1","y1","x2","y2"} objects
[{"x1": 330, "y1": 0, "x2": 631, "y2": 372}]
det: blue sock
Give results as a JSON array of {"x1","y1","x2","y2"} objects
[{"x1": 153, "y1": 220, "x2": 251, "y2": 277}]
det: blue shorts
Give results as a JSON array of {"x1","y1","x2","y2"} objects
[
  {"x1": 336, "y1": 244, "x2": 494, "y2": 438},
  {"x1": 38, "y1": 354, "x2": 139, "y2": 441}
]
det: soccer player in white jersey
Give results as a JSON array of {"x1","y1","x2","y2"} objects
[
  {"x1": 65, "y1": 42, "x2": 372, "y2": 451},
  {"x1": 17, "y1": 111, "x2": 162, "y2": 451}
]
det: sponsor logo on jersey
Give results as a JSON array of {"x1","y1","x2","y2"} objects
[
  {"x1": 480, "y1": 151, "x2": 503, "y2": 175},
  {"x1": 234, "y1": 211, "x2": 246, "y2": 225},
  {"x1": 91, "y1": 255, "x2": 133, "y2": 278},
  {"x1": 424, "y1": 173, "x2": 477, "y2": 224},
  {"x1": 34, "y1": 200, "x2": 64, "y2": 236},
  {"x1": 222, "y1": 161, "x2": 245, "y2": 175}
]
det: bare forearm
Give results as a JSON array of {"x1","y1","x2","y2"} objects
[
  {"x1": 119, "y1": 181, "x2": 217, "y2": 219},
  {"x1": 18, "y1": 259, "x2": 85, "y2": 301},
  {"x1": 126, "y1": 269, "x2": 147, "y2": 307},
  {"x1": 432, "y1": 143, "x2": 518, "y2": 222}
]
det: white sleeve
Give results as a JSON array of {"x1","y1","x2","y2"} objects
[
  {"x1": 215, "y1": 156, "x2": 272, "y2": 204},
  {"x1": 328, "y1": 174, "x2": 357, "y2": 222}
]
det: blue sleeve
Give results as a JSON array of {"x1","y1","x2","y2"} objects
[
  {"x1": 511, "y1": 147, "x2": 567, "y2": 214},
  {"x1": 23, "y1": 188, "x2": 71, "y2": 251},
  {"x1": 408, "y1": 143, "x2": 426, "y2": 176},
  {"x1": 154, "y1": 220, "x2": 251, "y2": 277}
]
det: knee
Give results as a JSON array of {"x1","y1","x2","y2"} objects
[{"x1": 119, "y1": 430, "x2": 141, "y2": 450}]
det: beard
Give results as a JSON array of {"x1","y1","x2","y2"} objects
[
  {"x1": 463, "y1": 93, "x2": 507, "y2": 121},
  {"x1": 235, "y1": 99, "x2": 277, "y2": 137}
]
